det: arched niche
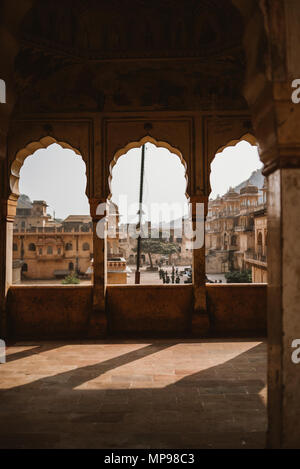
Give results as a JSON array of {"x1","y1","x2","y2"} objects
[
  {"x1": 108, "y1": 135, "x2": 189, "y2": 202},
  {"x1": 102, "y1": 116, "x2": 195, "y2": 198}
]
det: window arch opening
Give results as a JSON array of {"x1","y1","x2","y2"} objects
[
  {"x1": 12, "y1": 142, "x2": 93, "y2": 285},
  {"x1": 108, "y1": 139, "x2": 192, "y2": 285},
  {"x1": 206, "y1": 139, "x2": 267, "y2": 284}
]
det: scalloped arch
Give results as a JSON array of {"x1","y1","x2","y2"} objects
[
  {"x1": 10, "y1": 136, "x2": 84, "y2": 198},
  {"x1": 215, "y1": 133, "x2": 257, "y2": 156},
  {"x1": 209, "y1": 133, "x2": 258, "y2": 198},
  {"x1": 108, "y1": 135, "x2": 189, "y2": 201}
]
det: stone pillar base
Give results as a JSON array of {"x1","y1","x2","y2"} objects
[
  {"x1": 191, "y1": 312, "x2": 210, "y2": 337},
  {"x1": 192, "y1": 285, "x2": 210, "y2": 336},
  {"x1": 87, "y1": 311, "x2": 108, "y2": 339}
]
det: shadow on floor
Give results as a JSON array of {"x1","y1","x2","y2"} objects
[
  {"x1": 5, "y1": 343, "x2": 64, "y2": 363},
  {"x1": 0, "y1": 341, "x2": 267, "y2": 449}
]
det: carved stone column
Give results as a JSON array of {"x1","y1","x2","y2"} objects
[
  {"x1": 88, "y1": 197, "x2": 108, "y2": 338},
  {"x1": 0, "y1": 198, "x2": 7, "y2": 338},
  {"x1": 0, "y1": 195, "x2": 17, "y2": 338},
  {"x1": 190, "y1": 195, "x2": 210, "y2": 335},
  {"x1": 237, "y1": 0, "x2": 300, "y2": 447},
  {"x1": 265, "y1": 158, "x2": 300, "y2": 449}
]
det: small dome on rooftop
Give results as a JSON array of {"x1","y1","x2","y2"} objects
[
  {"x1": 240, "y1": 181, "x2": 258, "y2": 195},
  {"x1": 225, "y1": 187, "x2": 238, "y2": 198}
]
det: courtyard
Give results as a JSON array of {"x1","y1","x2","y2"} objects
[
  {"x1": 0, "y1": 339, "x2": 267, "y2": 449},
  {"x1": 14, "y1": 268, "x2": 227, "y2": 286}
]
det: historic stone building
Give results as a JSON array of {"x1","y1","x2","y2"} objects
[
  {"x1": 245, "y1": 206, "x2": 268, "y2": 283},
  {"x1": 206, "y1": 176, "x2": 268, "y2": 282},
  {"x1": 244, "y1": 179, "x2": 268, "y2": 282},
  {"x1": 13, "y1": 196, "x2": 93, "y2": 280},
  {"x1": 12, "y1": 197, "x2": 131, "y2": 283},
  {"x1": 1, "y1": 0, "x2": 300, "y2": 449}
]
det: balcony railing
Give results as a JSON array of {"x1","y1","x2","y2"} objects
[
  {"x1": 234, "y1": 225, "x2": 253, "y2": 232},
  {"x1": 36, "y1": 254, "x2": 65, "y2": 261},
  {"x1": 245, "y1": 250, "x2": 267, "y2": 263},
  {"x1": 14, "y1": 226, "x2": 93, "y2": 234}
]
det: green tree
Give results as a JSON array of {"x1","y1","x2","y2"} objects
[
  {"x1": 225, "y1": 269, "x2": 252, "y2": 284},
  {"x1": 134, "y1": 239, "x2": 179, "y2": 269},
  {"x1": 62, "y1": 273, "x2": 80, "y2": 285}
]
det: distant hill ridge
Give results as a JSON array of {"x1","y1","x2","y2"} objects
[{"x1": 233, "y1": 168, "x2": 264, "y2": 193}]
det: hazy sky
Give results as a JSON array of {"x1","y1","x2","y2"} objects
[
  {"x1": 19, "y1": 141, "x2": 262, "y2": 220},
  {"x1": 110, "y1": 143, "x2": 188, "y2": 223},
  {"x1": 20, "y1": 144, "x2": 90, "y2": 220},
  {"x1": 209, "y1": 141, "x2": 263, "y2": 199}
]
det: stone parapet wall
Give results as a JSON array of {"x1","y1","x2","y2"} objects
[
  {"x1": 6, "y1": 284, "x2": 267, "y2": 339},
  {"x1": 206, "y1": 284, "x2": 267, "y2": 336}
]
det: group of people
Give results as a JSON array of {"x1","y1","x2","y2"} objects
[{"x1": 159, "y1": 266, "x2": 181, "y2": 284}]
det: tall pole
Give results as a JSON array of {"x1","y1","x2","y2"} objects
[{"x1": 135, "y1": 144, "x2": 146, "y2": 284}]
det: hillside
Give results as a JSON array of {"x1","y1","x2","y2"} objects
[{"x1": 234, "y1": 168, "x2": 265, "y2": 193}]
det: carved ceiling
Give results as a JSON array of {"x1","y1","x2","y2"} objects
[
  {"x1": 13, "y1": 0, "x2": 247, "y2": 113},
  {"x1": 20, "y1": 0, "x2": 243, "y2": 60}
]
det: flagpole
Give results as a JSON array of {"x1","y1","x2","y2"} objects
[{"x1": 135, "y1": 144, "x2": 146, "y2": 284}]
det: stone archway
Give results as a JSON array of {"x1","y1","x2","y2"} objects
[
  {"x1": 107, "y1": 135, "x2": 191, "y2": 286},
  {"x1": 104, "y1": 132, "x2": 210, "y2": 336},
  {"x1": 207, "y1": 132, "x2": 258, "y2": 203},
  {"x1": 215, "y1": 133, "x2": 257, "y2": 157},
  {"x1": 9, "y1": 136, "x2": 83, "y2": 200},
  {"x1": 108, "y1": 135, "x2": 189, "y2": 202},
  {"x1": 5, "y1": 136, "x2": 90, "y2": 290}
]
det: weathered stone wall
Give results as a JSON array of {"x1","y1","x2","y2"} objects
[
  {"x1": 6, "y1": 284, "x2": 267, "y2": 339},
  {"x1": 7, "y1": 285, "x2": 93, "y2": 339},
  {"x1": 206, "y1": 284, "x2": 267, "y2": 336},
  {"x1": 106, "y1": 285, "x2": 194, "y2": 337}
]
